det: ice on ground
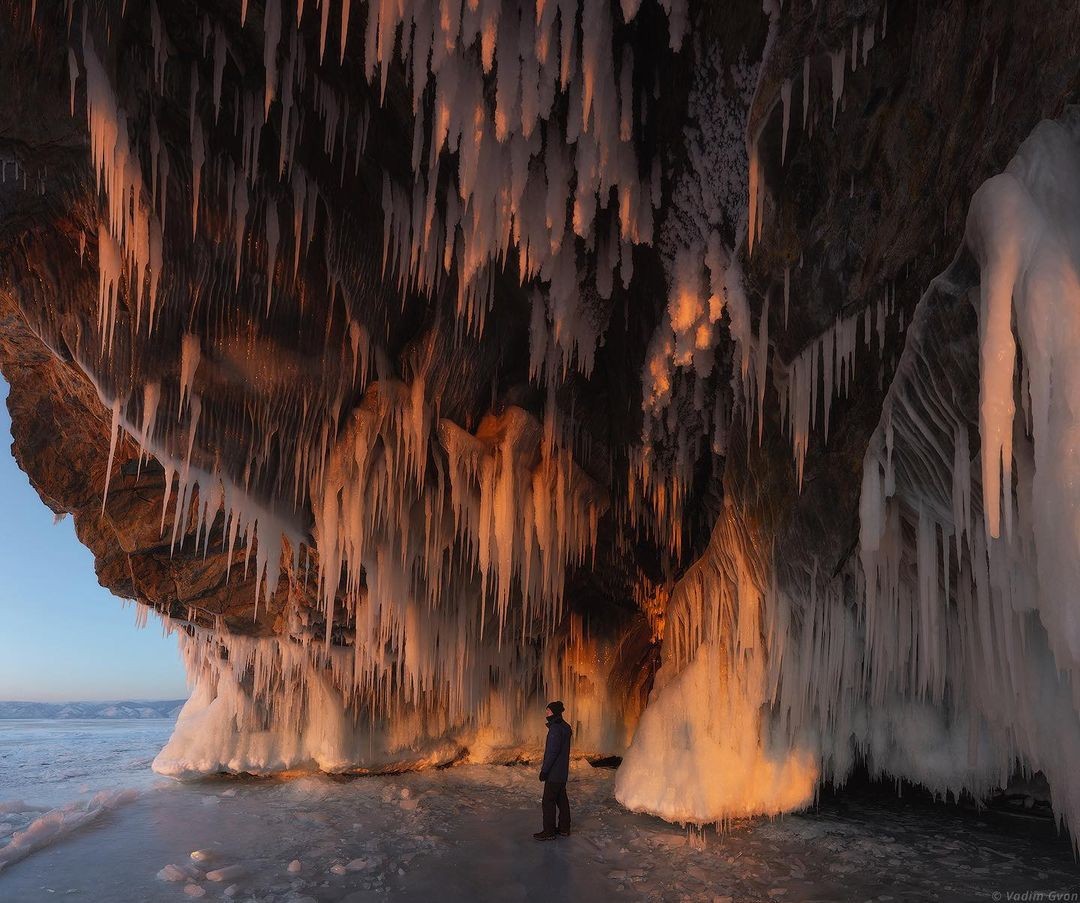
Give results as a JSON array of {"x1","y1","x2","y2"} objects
[
  {"x1": 0, "y1": 764, "x2": 1077, "y2": 901},
  {"x1": 0, "y1": 789, "x2": 136, "y2": 873}
]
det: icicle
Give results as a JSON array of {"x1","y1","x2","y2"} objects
[
  {"x1": 101, "y1": 396, "x2": 122, "y2": 514},
  {"x1": 264, "y1": 0, "x2": 282, "y2": 119},
  {"x1": 783, "y1": 265, "x2": 790, "y2": 328},
  {"x1": 68, "y1": 48, "x2": 78, "y2": 115},
  {"x1": 180, "y1": 334, "x2": 201, "y2": 414},
  {"x1": 265, "y1": 201, "x2": 279, "y2": 313},
  {"x1": 780, "y1": 78, "x2": 791, "y2": 164},
  {"x1": 829, "y1": 49, "x2": 845, "y2": 126},
  {"x1": 802, "y1": 55, "x2": 810, "y2": 129},
  {"x1": 191, "y1": 119, "x2": 204, "y2": 237},
  {"x1": 213, "y1": 26, "x2": 226, "y2": 122}
]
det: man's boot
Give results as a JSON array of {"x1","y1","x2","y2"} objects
[{"x1": 533, "y1": 830, "x2": 557, "y2": 841}]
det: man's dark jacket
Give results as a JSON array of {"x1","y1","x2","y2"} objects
[{"x1": 540, "y1": 714, "x2": 572, "y2": 782}]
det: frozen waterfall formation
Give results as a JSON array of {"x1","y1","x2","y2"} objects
[{"x1": 2, "y1": 0, "x2": 1080, "y2": 831}]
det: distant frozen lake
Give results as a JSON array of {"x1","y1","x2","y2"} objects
[
  {"x1": 0, "y1": 719, "x2": 176, "y2": 808},
  {"x1": 2, "y1": 721, "x2": 1079, "y2": 901}
]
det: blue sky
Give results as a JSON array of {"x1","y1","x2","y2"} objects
[{"x1": 0, "y1": 381, "x2": 188, "y2": 702}]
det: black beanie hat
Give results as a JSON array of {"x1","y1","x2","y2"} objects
[{"x1": 547, "y1": 700, "x2": 565, "y2": 716}]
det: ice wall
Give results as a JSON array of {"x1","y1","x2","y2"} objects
[
  {"x1": 618, "y1": 109, "x2": 1080, "y2": 830},
  {"x1": 858, "y1": 109, "x2": 1080, "y2": 831},
  {"x1": 154, "y1": 611, "x2": 634, "y2": 777}
]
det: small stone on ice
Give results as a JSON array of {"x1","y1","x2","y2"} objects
[
  {"x1": 400, "y1": 788, "x2": 411, "y2": 799},
  {"x1": 157, "y1": 864, "x2": 188, "y2": 883},
  {"x1": 190, "y1": 849, "x2": 214, "y2": 862},
  {"x1": 288, "y1": 859, "x2": 302, "y2": 873},
  {"x1": 206, "y1": 864, "x2": 245, "y2": 882},
  {"x1": 183, "y1": 885, "x2": 206, "y2": 898},
  {"x1": 607, "y1": 870, "x2": 627, "y2": 880},
  {"x1": 330, "y1": 864, "x2": 348, "y2": 875},
  {"x1": 345, "y1": 854, "x2": 386, "y2": 872}
]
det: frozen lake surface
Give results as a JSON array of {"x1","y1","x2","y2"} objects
[{"x1": 1, "y1": 721, "x2": 1078, "y2": 901}]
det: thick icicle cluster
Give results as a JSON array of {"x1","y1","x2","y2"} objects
[
  {"x1": 858, "y1": 110, "x2": 1080, "y2": 832},
  {"x1": 615, "y1": 503, "x2": 820, "y2": 821},
  {"x1": 618, "y1": 109, "x2": 1080, "y2": 832},
  {"x1": 154, "y1": 606, "x2": 634, "y2": 776},
  {"x1": 373, "y1": 0, "x2": 683, "y2": 378},
  {"x1": 59, "y1": 0, "x2": 653, "y2": 774},
  {"x1": 778, "y1": 296, "x2": 893, "y2": 486}
]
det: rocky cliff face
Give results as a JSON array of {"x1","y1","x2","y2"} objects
[{"x1": 2, "y1": 0, "x2": 1079, "y2": 830}]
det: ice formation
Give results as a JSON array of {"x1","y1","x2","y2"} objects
[
  {"x1": 620, "y1": 110, "x2": 1080, "y2": 828},
  {"x1": 0, "y1": 791, "x2": 138, "y2": 873},
  {"x1": 5, "y1": 0, "x2": 1080, "y2": 845}
]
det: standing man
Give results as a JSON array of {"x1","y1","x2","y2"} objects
[{"x1": 534, "y1": 700, "x2": 572, "y2": 841}]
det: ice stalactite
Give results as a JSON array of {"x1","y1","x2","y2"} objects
[
  {"x1": 777, "y1": 304, "x2": 889, "y2": 486},
  {"x1": 83, "y1": 39, "x2": 163, "y2": 342},
  {"x1": 371, "y1": 0, "x2": 676, "y2": 378}
]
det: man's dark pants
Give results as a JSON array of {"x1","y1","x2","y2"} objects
[{"x1": 542, "y1": 781, "x2": 570, "y2": 833}]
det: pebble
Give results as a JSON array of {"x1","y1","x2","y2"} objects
[
  {"x1": 288, "y1": 859, "x2": 303, "y2": 873},
  {"x1": 157, "y1": 865, "x2": 188, "y2": 883},
  {"x1": 330, "y1": 864, "x2": 348, "y2": 875},
  {"x1": 345, "y1": 857, "x2": 381, "y2": 872},
  {"x1": 190, "y1": 849, "x2": 214, "y2": 862},
  {"x1": 183, "y1": 884, "x2": 206, "y2": 898},
  {"x1": 206, "y1": 864, "x2": 245, "y2": 882}
]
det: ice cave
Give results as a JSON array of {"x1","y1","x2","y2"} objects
[{"x1": 3, "y1": 0, "x2": 1080, "y2": 864}]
